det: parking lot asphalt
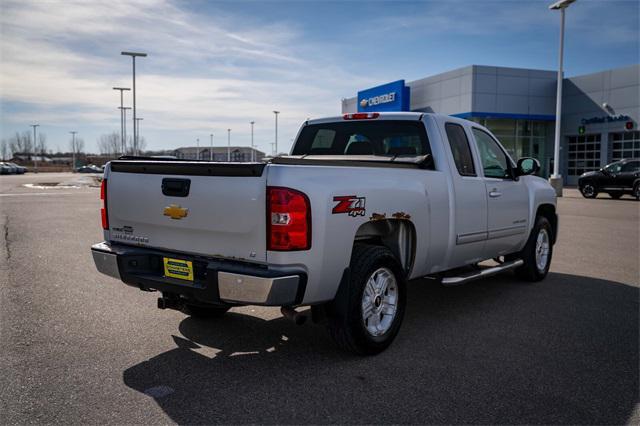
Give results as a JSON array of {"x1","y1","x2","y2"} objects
[{"x1": 1, "y1": 172, "x2": 638, "y2": 425}]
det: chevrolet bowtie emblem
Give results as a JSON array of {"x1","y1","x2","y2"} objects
[{"x1": 163, "y1": 204, "x2": 188, "y2": 220}]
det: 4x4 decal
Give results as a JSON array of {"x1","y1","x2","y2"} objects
[{"x1": 332, "y1": 195, "x2": 366, "y2": 217}]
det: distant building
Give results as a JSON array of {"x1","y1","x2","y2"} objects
[{"x1": 174, "y1": 146, "x2": 266, "y2": 162}]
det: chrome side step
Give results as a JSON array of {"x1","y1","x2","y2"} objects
[{"x1": 440, "y1": 259, "x2": 524, "y2": 286}]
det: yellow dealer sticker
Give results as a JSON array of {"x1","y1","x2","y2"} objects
[{"x1": 163, "y1": 257, "x2": 194, "y2": 281}]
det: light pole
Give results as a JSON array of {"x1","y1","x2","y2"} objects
[
  {"x1": 135, "y1": 117, "x2": 143, "y2": 155},
  {"x1": 113, "y1": 87, "x2": 130, "y2": 155},
  {"x1": 119, "y1": 107, "x2": 131, "y2": 154},
  {"x1": 196, "y1": 138, "x2": 200, "y2": 160},
  {"x1": 548, "y1": 0, "x2": 576, "y2": 197},
  {"x1": 250, "y1": 121, "x2": 255, "y2": 162},
  {"x1": 227, "y1": 129, "x2": 231, "y2": 161},
  {"x1": 273, "y1": 111, "x2": 280, "y2": 156},
  {"x1": 121, "y1": 51, "x2": 147, "y2": 155},
  {"x1": 210, "y1": 133, "x2": 214, "y2": 161},
  {"x1": 30, "y1": 124, "x2": 39, "y2": 172},
  {"x1": 70, "y1": 131, "x2": 77, "y2": 171}
]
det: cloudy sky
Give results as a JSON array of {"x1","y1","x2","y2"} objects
[{"x1": 1, "y1": 0, "x2": 638, "y2": 155}]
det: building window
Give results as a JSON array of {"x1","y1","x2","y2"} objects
[
  {"x1": 567, "y1": 133, "x2": 601, "y2": 176},
  {"x1": 610, "y1": 131, "x2": 640, "y2": 162}
]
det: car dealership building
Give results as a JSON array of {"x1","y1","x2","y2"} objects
[{"x1": 341, "y1": 64, "x2": 639, "y2": 184}]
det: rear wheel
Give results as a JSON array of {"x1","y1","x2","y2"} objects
[
  {"x1": 513, "y1": 216, "x2": 553, "y2": 282},
  {"x1": 184, "y1": 304, "x2": 230, "y2": 319},
  {"x1": 634, "y1": 182, "x2": 640, "y2": 200},
  {"x1": 327, "y1": 244, "x2": 406, "y2": 355},
  {"x1": 580, "y1": 182, "x2": 597, "y2": 198}
]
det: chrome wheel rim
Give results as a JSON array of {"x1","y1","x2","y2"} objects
[
  {"x1": 582, "y1": 184, "x2": 595, "y2": 197},
  {"x1": 361, "y1": 267, "x2": 398, "y2": 337},
  {"x1": 535, "y1": 228, "x2": 550, "y2": 272}
]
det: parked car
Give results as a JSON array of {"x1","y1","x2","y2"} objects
[
  {"x1": 76, "y1": 165, "x2": 103, "y2": 173},
  {"x1": 578, "y1": 159, "x2": 640, "y2": 200},
  {"x1": 0, "y1": 162, "x2": 14, "y2": 174},
  {"x1": 91, "y1": 112, "x2": 558, "y2": 354},
  {"x1": 5, "y1": 162, "x2": 26, "y2": 174}
]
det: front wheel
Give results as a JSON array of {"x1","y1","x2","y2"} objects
[
  {"x1": 327, "y1": 244, "x2": 406, "y2": 355},
  {"x1": 514, "y1": 216, "x2": 553, "y2": 282},
  {"x1": 634, "y1": 182, "x2": 640, "y2": 200},
  {"x1": 580, "y1": 183, "x2": 597, "y2": 198}
]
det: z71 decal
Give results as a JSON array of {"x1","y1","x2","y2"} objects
[{"x1": 332, "y1": 195, "x2": 366, "y2": 217}]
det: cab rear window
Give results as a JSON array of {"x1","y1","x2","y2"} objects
[{"x1": 292, "y1": 121, "x2": 431, "y2": 158}]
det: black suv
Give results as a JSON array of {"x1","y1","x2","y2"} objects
[{"x1": 578, "y1": 159, "x2": 640, "y2": 199}]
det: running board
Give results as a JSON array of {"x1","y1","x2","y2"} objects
[{"x1": 440, "y1": 259, "x2": 524, "y2": 286}]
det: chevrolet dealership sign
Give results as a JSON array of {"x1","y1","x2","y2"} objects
[{"x1": 357, "y1": 80, "x2": 410, "y2": 112}]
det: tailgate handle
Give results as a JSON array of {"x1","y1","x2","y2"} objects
[{"x1": 162, "y1": 178, "x2": 191, "y2": 197}]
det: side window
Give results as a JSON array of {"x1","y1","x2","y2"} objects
[
  {"x1": 445, "y1": 123, "x2": 476, "y2": 176},
  {"x1": 472, "y1": 128, "x2": 511, "y2": 179},
  {"x1": 622, "y1": 161, "x2": 640, "y2": 172}
]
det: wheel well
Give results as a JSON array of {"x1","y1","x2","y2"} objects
[
  {"x1": 536, "y1": 204, "x2": 558, "y2": 244},
  {"x1": 354, "y1": 219, "x2": 416, "y2": 276}
]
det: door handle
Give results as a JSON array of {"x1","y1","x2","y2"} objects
[{"x1": 489, "y1": 188, "x2": 502, "y2": 198}]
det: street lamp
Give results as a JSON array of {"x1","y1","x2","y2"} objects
[
  {"x1": 118, "y1": 107, "x2": 131, "y2": 154},
  {"x1": 135, "y1": 117, "x2": 143, "y2": 155},
  {"x1": 227, "y1": 129, "x2": 231, "y2": 162},
  {"x1": 121, "y1": 51, "x2": 147, "y2": 155},
  {"x1": 548, "y1": 0, "x2": 576, "y2": 197},
  {"x1": 196, "y1": 138, "x2": 200, "y2": 160},
  {"x1": 30, "y1": 124, "x2": 39, "y2": 172},
  {"x1": 70, "y1": 131, "x2": 77, "y2": 171},
  {"x1": 250, "y1": 121, "x2": 255, "y2": 162},
  {"x1": 273, "y1": 111, "x2": 280, "y2": 156},
  {"x1": 210, "y1": 133, "x2": 214, "y2": 161},
  {"x1": 113, "y1": 87, "x2": 130, "y2": 155}
]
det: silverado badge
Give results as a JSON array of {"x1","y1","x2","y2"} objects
[{"x1": 163, "y1": 204, "x2": 189, "y2": 220}]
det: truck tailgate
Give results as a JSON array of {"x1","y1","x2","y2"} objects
[{"x1": 106, "y1": 161, "x2": 267, "y2": 262}]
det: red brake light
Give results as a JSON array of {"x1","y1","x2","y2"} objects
[
  {"x1": 100, "y1": 179, "x2": 109, "y2": 230},
  {"x1": 343, "y1": 113, "x2": 380, "y2": 120},
  {"x1": 267, "y1": 186, "x2": 311, "y2": 251}
]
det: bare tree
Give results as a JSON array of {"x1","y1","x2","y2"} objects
[
  {"x1": 8, "y1": 131, "x2": 33, "y2": 156},
  {"x1": 37, "y1": 133, "x2": 47, "y2": 156},
  {"x1": 0, "y1": 139, "x2": 9, "y2": 161},
  {"x1": 69, "y1": 136, "x2": 85, "y2": 154},
  {"x1": 97, "y1": 132, "x2": 121, "y2": 156}
]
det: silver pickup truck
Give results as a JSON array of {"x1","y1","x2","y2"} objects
[{"x1": 92, "y1": 112, "x2": 557, "y2": 354}]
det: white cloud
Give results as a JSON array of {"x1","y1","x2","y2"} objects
[{"x1": 0, "y1": 0, "x2": 377, "y2": 153}]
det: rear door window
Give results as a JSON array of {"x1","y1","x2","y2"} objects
[
  {"x1": 445, "y1": 123, "x2": 476, "y2": 176},
  {"x1": 292, "y1": 120, "x2": 432, "y2": 160}
]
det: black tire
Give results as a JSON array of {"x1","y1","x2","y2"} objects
[
  {"x1": 327, "y1": 244, "x2": 406, "y2": 355},
  {"x1": 513, "y1": 216, "x2": 553, "y2": 282},
  {"x1": 183, "y1": 304, "x2": 230, "y2": 319},
  {"x1": 634, "y1": 182, "x2": 640, "y2": 200},
  {"x1": 580, "y1": 182, "x2": 598, "y2": 198},
  {"x1": 608, "y1": 192, "x2": 623, "y2": 199}
]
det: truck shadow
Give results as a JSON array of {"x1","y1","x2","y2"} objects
[{"x1": 122, "y1": 272, "x2": 638, "y2": 424}]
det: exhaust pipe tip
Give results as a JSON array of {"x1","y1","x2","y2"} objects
[{"x1": 281, "y1": 306, "x2": 307, "y2": 325}]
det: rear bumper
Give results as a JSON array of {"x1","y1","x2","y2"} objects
[{"x1": 91, "y1": 242, "x2": 306, "y2": 306}]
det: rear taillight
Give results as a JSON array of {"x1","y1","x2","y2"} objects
[
  {"x1": 343, "y1": 112, "x2": 379, "y2": 120},
  {"x1": 267, "y1": 186, "x2": 311, "y2": 251},
  {"x1": 100, "y1": 179, "x2": 109, "y2": 230}
]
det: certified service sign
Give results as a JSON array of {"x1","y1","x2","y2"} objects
[{"x1": 357, "y1": 80, "x2": 410, "y2": 112}]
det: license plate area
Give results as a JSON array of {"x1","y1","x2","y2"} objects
[{"x1": 163, "y1": 257, "x2": 194, "y2": 281}]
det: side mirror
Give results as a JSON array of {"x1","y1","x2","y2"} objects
[{"x1": 517, "y1": 157, "x2": 540, "y2": 176}]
